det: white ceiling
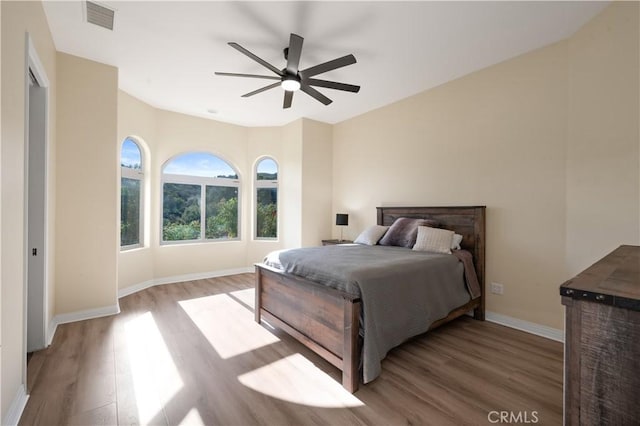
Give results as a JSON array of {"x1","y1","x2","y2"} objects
[{"x1": 42, "y1": 1, "x2": 608, "y2": 127}]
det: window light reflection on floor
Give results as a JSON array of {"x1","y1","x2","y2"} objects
[
  {"x1": 228, "y1": 288, "x2": 255, "y2": 308},
  {"x1": 238, "y1": 353, "x2": 364, "y2": 408},
  {"x1": 178, "y1": 293, "x2": 280, "y2": 359},
  {"x1": 125, "y1": 311, "x2": 184, "y2": 424},
  {"x1": 179, "y1": 408, "x2": 206, "y2": 426}
]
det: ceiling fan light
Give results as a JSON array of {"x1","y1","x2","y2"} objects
[{"x1": 281, "y1": 78, "x2": 301, "y2": 92}]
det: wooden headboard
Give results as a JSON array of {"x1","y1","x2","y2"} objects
[{"x1": 377, "y1": 206, "x2": 486, "y2": 308}]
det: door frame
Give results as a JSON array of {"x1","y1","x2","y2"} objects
[{"x1": 23, "y1": 32, "x2": 50, "y2": 377}]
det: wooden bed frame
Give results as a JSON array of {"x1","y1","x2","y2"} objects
[{"x1": 254, "y1": 206, "x2": 486, "y2": 393}]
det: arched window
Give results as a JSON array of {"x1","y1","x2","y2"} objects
[
  {"x1": 120, "y1": 137, "x2": 144, "y2": 249},
  {"x1": 162, "y1": 152, "x2": 240, "y2": 242},
  {"x1": 255, "y1": 158, "x2": 278, "y2": 239}
]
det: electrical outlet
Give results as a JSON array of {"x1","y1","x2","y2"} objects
[{"x1": 491, "y1": 282, "x2": 504, "y2": 295}]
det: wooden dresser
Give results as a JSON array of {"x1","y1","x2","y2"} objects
[{"x1": 560, "y1": 245, "x2": 640, "y2": 425}]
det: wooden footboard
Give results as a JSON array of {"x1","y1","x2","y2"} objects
[
  {"x1": 255, "y1": 206, "x2": 485, "y2": 393},
  {"x1": 255, "y1": 263, "x2": 482, "y2": 393},
  {"x1": 255, "y1": 264, "x2": 361, "y2": 392}
]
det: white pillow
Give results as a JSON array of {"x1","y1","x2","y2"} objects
[
  {"x1": 413, "y1": 226, "x2": 454, "y2": 254},
  {"x1": 354, "y1": 225, "x2": 389, "y2": 246},
  {"x1": 451, "y1": 233, "x2": 463, "y2": 250}
]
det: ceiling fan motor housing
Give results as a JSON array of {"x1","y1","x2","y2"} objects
[{"x1": 281, "y1": 73, "x2": 301, "y2": 91}]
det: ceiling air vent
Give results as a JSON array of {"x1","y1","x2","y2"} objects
[{"x1": 85, "y1": 1, "x2": 115, "y2": 31}]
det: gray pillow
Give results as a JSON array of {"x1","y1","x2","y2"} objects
[
  {"x1": 378, "y1": 217, "x2": 440, "y2": 248},
  {"x1": 354, "y1": 225, "x2": 389, "y2": 245}
]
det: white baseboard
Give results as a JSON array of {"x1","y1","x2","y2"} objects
[
  {"x1": 3, "y1": 384, "x2": 29, "y2": 426},
  {"x1": 117, "y1": 278, "x2": 155, "y2": 298},
  {"x1": 47, "y1": 319, "x2": 57, "y2": 346},
  {"x1": 486, "y1": 311, "x2": 564, "y2": 342},
  {"x1": 51, "y1": 304, "x2": 121, "y2": 327},
  {"x1": 118, "y1": 266, "x2": 255, "y2": 298},
  {"x1": 47, "y1": 267, "x2": 254, "y2": 345}
]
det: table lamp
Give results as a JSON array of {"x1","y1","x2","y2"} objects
[{"x1": 336, "y1": 213, "x2": 349, "y2": 242}]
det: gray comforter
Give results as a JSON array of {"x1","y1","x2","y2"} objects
[{"x1": 263, "y1": 244, "x2": 471, "y2": 383}]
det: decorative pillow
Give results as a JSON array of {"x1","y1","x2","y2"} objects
[
  {"x1": 413, "y1": 226, "x2": 455, "y2": 254},
  {"x1": 451, "y1": 233, "x2": 463, "y2": 250},
  {"x1": 378, "y1": 217, "x2": 440, "y2": 248},
  {"x1": 354, "y1": 225, "x2": 389, "y2": 246}
]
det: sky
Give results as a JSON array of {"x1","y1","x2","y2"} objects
[
  {"x1": 123, "y1": 138, "x2": 278, "y2": 178},
  {"x1": 121, "y1": 138, "x2": 141, "y2": 168},
  {"x1": 257, "y1": 158, "x2": 277, "y2": 175},
  {"x1": 163, "y1": 152, "x2": 238, "y2": 178}
]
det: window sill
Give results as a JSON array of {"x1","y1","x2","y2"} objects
[
  {"x1": 120, "y1": 244, "x2": 144, "y2": 252},
  {"x1": 159, "y1": 238, "x2": 242, "y2": 247}
]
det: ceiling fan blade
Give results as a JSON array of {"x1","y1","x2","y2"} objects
[
  {"x1": 301, "y1": 83, "x2": 332, "y2": 105},
  {"x1": 241, "y1": 82, "x2": 281, "y2": 98},
  {"x1": 228, "y1": 42, "x2": 284, "y2": 76},
  {"x1": 299, "y1": 54, "x2": 357, "y2": 78},
  {"x1": 283, "y1": 90, "x2": 294, "y2": 109},
  {"x1": 306, "y1": 78, "x2": 360, "y2": 93},
  {"x1": 215, "y1": 72, "x2": 280, "y2": 81},
  {"x1": 286, "y1": 33, "x2": 304, "y2": 75}
]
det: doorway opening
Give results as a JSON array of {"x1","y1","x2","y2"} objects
[{"x1": 25, "y1": 36, "x2": 50, "y2": 376}]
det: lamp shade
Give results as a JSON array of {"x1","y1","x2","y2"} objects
[{"x1": 336, "y1": 213, "x2": 349, "y2": 226}]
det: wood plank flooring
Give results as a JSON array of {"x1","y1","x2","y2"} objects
[{"x1": 20, "y1": 274, "x2": 563, "y2": 425}]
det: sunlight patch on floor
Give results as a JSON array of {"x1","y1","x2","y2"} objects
[
  {"x1": 178, "y1": 408, "x2": 205, "y2": 426},
  {"x1": 238, "y1": 353, "x2": 364, "y2": 408},
  {"x1": 228, "y1": 288, "x2": 255, "y2": 308},
  {"x1": 178, "y1": 293, "x2": 280, "y2": 359},
  {"x1": 125, "y1": 312, "x2": 184, "y2": 423}
]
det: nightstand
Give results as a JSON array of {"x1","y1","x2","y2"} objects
[{"x1": 322, "y1": 239, "x2": 354, "y2": 246}]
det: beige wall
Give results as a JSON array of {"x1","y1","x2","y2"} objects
[
  {"x1": 1, "y1": 0, "x2": 57, "y2": 420},
  {"x1": 117, "y1": 92, "x2": 156, "y2": 290},
  {"x1": 334, "y1": 42, "x2": 569, "y2": 329},
  {"x1": 118, "y1": 103, "x2": 250, "y2": 285},
  {"x1": 301, "y1": 119, "x2": 333, "y2": 246},
  {"x1": 332, "y1": 1, "x2": 639, "y2": 330},
  {"x1": 152, "y1": 109, "x2": 250, "y2": 279},
  {"x1": 246, "y1": 126, "x2": 286, "y2": 264},
  {"x1": 55, "y1": 53, "x2": 118, "y2": 314},
  {"x1": 117, "y1": 100, "x2": 327, "y2": 289},
  {"x1": 280, "y1": 119, "x2": 304, "y2": 248},
  {"x1": 116, "y1": 105, "x2": 334, "y2": 290},
  {"x1": 566, "y1": 1, "x2": 640, "y2": 275}
]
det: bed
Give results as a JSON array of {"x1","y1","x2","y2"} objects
[{"x1": 254, "y1": 206, "x2": 486, "y2": 392}]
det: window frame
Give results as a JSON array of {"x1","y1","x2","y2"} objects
[
  {"x1": 120, "y1": 138, "x2": 144, "y2": 251},
  {"x1": 160, "y1": 154, "x2": 241, "y2": 245},
  {"x1": 254, "y1": 157, "x2": 278, "y2": 241}
]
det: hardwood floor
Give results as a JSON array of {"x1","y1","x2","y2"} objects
[{"x1": 20, "y1": 274, "x2": 563, "y2": 425}]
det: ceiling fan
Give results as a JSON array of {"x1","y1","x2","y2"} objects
[{"x1": 215, "y1": 33, "x2": 360, "y2": 109}]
